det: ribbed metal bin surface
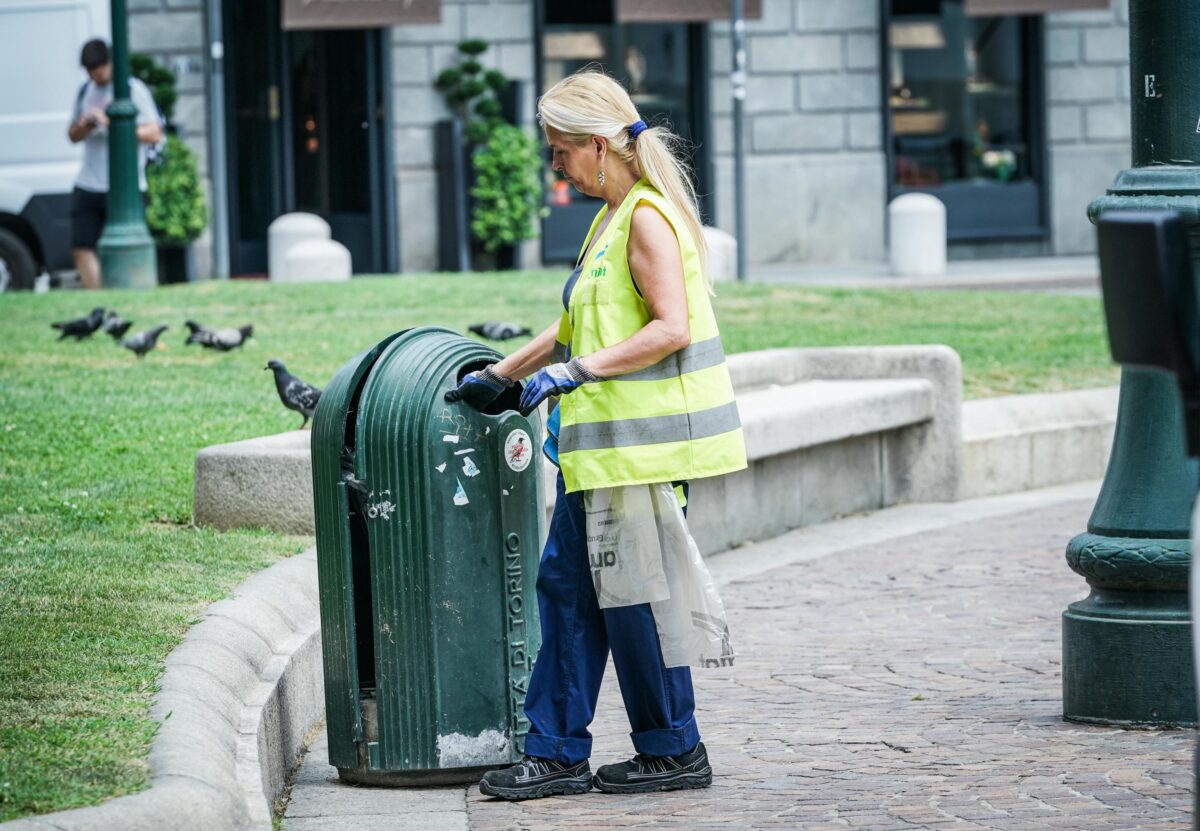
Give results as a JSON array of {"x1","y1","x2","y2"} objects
[{"x1": 312, "y1": 327, "x2": 543, "y2": 783}]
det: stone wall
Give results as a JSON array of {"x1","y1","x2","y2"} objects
[
  {"x1": 1045, "y1": 0, "x2": 1131, "y2": 255},
  {"x1": 391, "y1": 0, "x2": 536, "y2": 272},
  {"x1": 708, "y1": 0, "x2": 886, "y2": 265},
  {"x1": 124, "y1": 0, "x2": 1133, "y2": 275}
]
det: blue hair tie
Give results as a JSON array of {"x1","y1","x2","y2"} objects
[{"x1": 628, "y1": 119, "x2": 648, "y2": 140}]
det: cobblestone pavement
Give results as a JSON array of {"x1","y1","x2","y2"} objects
[{"x1": 285, "y1": 497, "x2": 1195, "y2": 831}]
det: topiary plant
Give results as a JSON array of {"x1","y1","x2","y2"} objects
[
  {"x1": 145, "y1": 135, "x2": 207, "y2": 246},
  {"x1": 434, "y1": 39, "x2": 508, "y2": 146},
  {"x1": 470, "y1": 124, "x2": 546, "y2": 253},
  {"x1": 435, "y1": 39, "x2": 543, "y2": 261},
  {"x1": 130, "y1": 53, "x2": 176, "y2": 122}
]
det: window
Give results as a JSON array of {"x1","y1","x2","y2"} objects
[
  {"x1": 542, "y1": 22, "x2": 697, "y2": 208},
  {"x1": 538, "y1": 2, "x2": 710, "y2": 261},
  {"x1": 888, "y1": 0, "x2": 1045, "y2": 239}
]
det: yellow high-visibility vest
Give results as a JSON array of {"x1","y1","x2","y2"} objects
[{"x1": 553, "y1": 179, "x2": 747, "y2": 493}]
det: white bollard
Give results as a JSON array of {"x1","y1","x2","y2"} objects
[
  {"x1": 701, "y1": 226, "x2": 738, "y2": 283},
  {"x1": 889, "y1": 193, "x2": 946, "y2": 278},
  {"x1": 283, "y1": 238, "x2": 352, "y2": 283},
  {"x1": 268, "y1": 213, "x2": 330, "y2": 282}
]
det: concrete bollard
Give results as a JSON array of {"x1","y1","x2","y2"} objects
[
  {"x1": 702, "y1": 226, "x2": 738, "y2": 282},
  {"x1": 284, "y1": 238, "x2": 352, "y2": 283},
  {"x1": 269, "y1": 213, "x2": 330, "y2": 282},
  {"x1": 889, "y1": 193, "x2": 946, "y2": 277}
]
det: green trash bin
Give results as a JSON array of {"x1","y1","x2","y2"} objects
[{"x1": 311, "y1": 326, "x2": 544, "y2": 785}]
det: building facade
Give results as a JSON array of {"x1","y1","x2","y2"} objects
[{"x1": 125, "y1": 0, "x2": 1130, "y2": 277}]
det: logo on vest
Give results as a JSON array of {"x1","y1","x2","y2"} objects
[{"x1": 590, "y1": 245, "x2": 609, "y2": 278}]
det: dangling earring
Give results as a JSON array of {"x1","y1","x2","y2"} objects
[{"x1": 597, "y1": 168, "x2": 606, "y2": 188}]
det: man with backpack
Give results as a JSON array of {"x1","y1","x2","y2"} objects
[{"x1": 66, "y1": 39, "x2": 162, "y2": 289}]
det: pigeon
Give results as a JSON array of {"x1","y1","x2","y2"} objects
[
  {"x1": 198, "y1": 325, "x2": 254, "y2": 352},
  {"x1": 184, "y1": 320, "x2": 214, "y2": 345},
  {"x1": 102, "y1": 311, "x2": 133, "y2": 340},
  {"x1": 121, "y1": 325, "x2": 170, "y2": 359},
  {"x1": 51, "y1": 307, "x2": 105, "y2": 340},
  {"x1": 469, "y1": 321, "x2": 533, "y2": 341},
  {"x1": 265, "y1": 359, "x2": 323, "y2": 429}
]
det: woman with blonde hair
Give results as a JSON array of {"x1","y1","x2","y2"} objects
[{"x1": 446, "y1": 69, "x2": 746, "y2": 800}]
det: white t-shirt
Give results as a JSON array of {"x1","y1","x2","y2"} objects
[{"x1": 72, "y1": 76, "x2": 159, "y2": 193}]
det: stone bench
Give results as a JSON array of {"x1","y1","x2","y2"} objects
[
  {"x1": 194, "y1": 346, "x2": 960, "y2": 553},
  {"x1": 688, "y1": 345, "x2": 960, "y2": 553},
  {"x1": 195, "y1": 430, "x2": 315, "y2": 534}
]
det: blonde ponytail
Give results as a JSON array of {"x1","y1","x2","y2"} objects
[{"x1": 538, "y1": 70, "x2": 710, "y2": 287}]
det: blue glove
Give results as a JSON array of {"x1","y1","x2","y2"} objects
[
  {"x1": 519, "y1": 358, "x2": 600, "y2": 417},
  {"x1": 445, "y1": 364, "x2": 513, "y2": 411}
]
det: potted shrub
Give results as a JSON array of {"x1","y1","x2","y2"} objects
[
  {"x1": 131, "y1": 54, "x2": 207, "y2": 283},
  {"x1": 470, "y1": 123, "x2": 543, "y2": 270},
  {"x1": 434, "y1": 39, "x2": 541, "y2": 271},
  {"x1": 145, "y1": 136, "x2": 207, "y2": 282}
]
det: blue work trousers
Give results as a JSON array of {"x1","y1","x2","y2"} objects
[{"x1": 522, "y1": 474, "x2": 700, "y2": 765}]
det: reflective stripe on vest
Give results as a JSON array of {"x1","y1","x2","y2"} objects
[
  {"x1": 618, "y1": 335, "x2": 727, "y2": 383},
  {"x1": 559, "y1": 400, "x2": 741, "y2": 453}
]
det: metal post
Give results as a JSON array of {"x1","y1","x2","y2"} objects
[
  {"x1": 1069, "y1": 0, "x2": 1200, "y2": 727},
  {"x1": 207, "y1": 0, "x2": 230, "y2": 279},
  {"x1": 97, "y1": 0, "x2": 158, "y2": 288},
  {"x1": 730, "y1": 0, "x2": 748, "y2": 282}
]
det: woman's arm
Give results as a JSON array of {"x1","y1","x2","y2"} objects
[
  {"x1": 576, "y1": 203, "x2": 690, "y2": 379},
  {"x1": 493, "y1": 319, "x2": 561, "y2": 380}
]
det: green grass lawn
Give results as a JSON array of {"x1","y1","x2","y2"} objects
[{"x1": 0, "y1": 271, "x2": 1117, "y2": 820}]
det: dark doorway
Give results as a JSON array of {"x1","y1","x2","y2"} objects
[{"x1": 224, "y1": 0, "x2": 397, "y2": 275}]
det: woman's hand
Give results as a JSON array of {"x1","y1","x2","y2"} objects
[
  {"x1": 445, "y1": 364, "x2": 512, "y2": 411},
  {"x1": 518, "y1": 358, "x2": 601, "y2": 416}
]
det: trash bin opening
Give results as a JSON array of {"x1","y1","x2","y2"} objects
[{"x1": 456, "y1": 359, "x2": 525, "y2": 416}]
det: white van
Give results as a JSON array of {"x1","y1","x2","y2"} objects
[{"x1": 0, "y1": 0, "x2": 109, "y2": 291}]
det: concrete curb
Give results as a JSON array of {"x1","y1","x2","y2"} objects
[
  {"x1": 962, "y1": 386, "x2": 1118, "y2": 498},
  {"x1": 2, "y1": 551, "x2": 323, "y2": 831}
]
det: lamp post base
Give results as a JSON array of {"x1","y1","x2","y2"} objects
[
  {"x1": 98, "y1": 223, "x2": 158, "y2": 289},
  {"x1": 1063, "y1": 580, "x2": 1194, "y2": 727}
]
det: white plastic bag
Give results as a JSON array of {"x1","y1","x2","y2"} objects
[
  {"x1": 585, "y1": 483, "x2": 735, "y2": 669},
  {"x1": 584, "y1": 485, "x2": 670, "y2": 608}
]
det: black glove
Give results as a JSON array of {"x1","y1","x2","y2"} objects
[{"x1": 445, "y1": 364, "x2": 514, "y2": 411}]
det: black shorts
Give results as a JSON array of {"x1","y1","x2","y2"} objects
[
  {"x1": 70, "y1": 187, "x2": 149, "y2": 250},
  {"x1": 70, "y1": 187, "x2": 107, "y2": 250}
]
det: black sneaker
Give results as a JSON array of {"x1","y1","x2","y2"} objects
[
  {"x1": 592, "y1": 742, "x2": 713, "y2": 794},
  {"x1": 478, "y1": 755, "x2": 592, "y2": 800}
]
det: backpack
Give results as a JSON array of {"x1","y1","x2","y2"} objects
[{"x1": 76, "y1": 79, "x2": 168, "y2": 165}]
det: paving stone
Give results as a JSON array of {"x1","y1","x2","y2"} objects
[{"x1": 283, "y1": 497, "x2": 1193, "y2": 830}]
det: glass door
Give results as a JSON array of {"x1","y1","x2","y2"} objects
[
  {"x1": 287, "y1": 29, "x2": 390, "y2": 273},
  {"x1": 225, "y1": 8, "x2": 394, "y2": 275},
  {"x1": 227, "y1": 0, "x2": 287, "y2": 274},
  {"x1": 538, "y1": 4, "x2": 711, "y2": 263}
]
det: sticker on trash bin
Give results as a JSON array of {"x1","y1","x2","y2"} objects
[
  {"x1": 453, "y1": 478, "x2": 469, "y2": 506},
  {"x1": 435, "y1": 462, "x2": 447, "y2": 473},
  {"x1": 504, "y1": 429, "x2": 532, "y2": 472},
  {"x1": 462, "y1": 457, "x2": 480, "y2": 478},
  {"x1": 365, "y1": 490, "x2": 396, "y2": 521}
]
